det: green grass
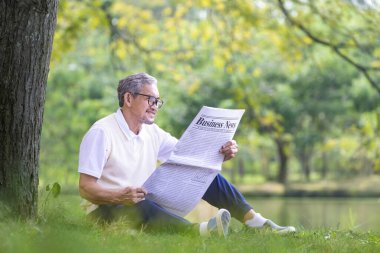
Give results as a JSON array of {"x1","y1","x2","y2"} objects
[{"x1": 1, "y1": 194, "x2": 379, "y2": 253}]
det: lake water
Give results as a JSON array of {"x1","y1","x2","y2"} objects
[{"x1": 186, "y1": 198, "x2": 380, "y2": 233}]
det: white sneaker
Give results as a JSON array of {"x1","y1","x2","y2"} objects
[
  {"x1": 263, "y1": 220, "x2": 296, "y2": 233},
  {"x1": 245, "y1": 213, "x2": 296, "y2": 234},
  {"x1": 199, "y1": 209, "x2": 231, "y2": 238}
]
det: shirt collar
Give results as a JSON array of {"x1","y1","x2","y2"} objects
[{"x1": 115, "y1": 108, "x2": 144, "y2": 140}]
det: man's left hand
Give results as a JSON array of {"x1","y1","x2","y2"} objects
[{"x1": 220, "y1": 140, "x2": 239, "y2": 162}]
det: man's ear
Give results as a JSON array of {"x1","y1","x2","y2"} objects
[{"x1": 124, "y1": 92, "x2": 132, "y2": 107}]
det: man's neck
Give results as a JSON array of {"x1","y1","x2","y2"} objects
[{"x1": 120, "y1": 108, "x2": 141, "y2": 135}]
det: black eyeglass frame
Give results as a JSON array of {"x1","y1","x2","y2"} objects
[{"x1": 133, "y1": 92, "x2": 164, "y2": 109}]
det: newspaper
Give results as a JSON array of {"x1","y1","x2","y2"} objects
[{"x1": 143, "y1": 106, "x2": 245, "y2": 217}]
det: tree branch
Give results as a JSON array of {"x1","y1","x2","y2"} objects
[{"x1": 277, "y1": 0, "x2": 380, "y2": 95}]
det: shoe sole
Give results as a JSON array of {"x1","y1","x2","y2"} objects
[{"x1": 216, "y1": 208, "x2": 231, "y2": 237}]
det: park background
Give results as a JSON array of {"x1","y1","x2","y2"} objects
[
  {"x1": 43, "y1": 0, "x2": 380, "y2": 228},
  {"x1": 3, "y1": 0, "x2": 380, "y2": 252},
  {"x1": 42, "y1": 0, "x2": 380, "y2": 186},
  {"x1": 42, "y1": 0, "x2": 380, "y2": 227}
]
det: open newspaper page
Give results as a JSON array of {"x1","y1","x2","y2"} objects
[
  {"x1": 143, "y1": 164, "x2": 219, "y2": 217},
  {"x1": 167, "y1": 106, "x2": 245, "y2": 170},
  {"x1": 143, "y1": 106, "x2": 245, "y2": 217}
]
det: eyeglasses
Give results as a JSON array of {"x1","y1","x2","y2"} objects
[{"x1": 134, "y1": 93, "x2": 164, "y2": 109}]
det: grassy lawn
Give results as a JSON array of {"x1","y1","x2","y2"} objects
[{"x1": 1, "y1": 194, "x2": 380, "y2": 253}]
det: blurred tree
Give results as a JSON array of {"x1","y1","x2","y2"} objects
[
  {"x1": 277, "y1": 0, "x2": 380, "y2": 95},
  {"x1": 40, "y1": 35, "x2": 117, "y2": 186},
  {"x1": 291, "y1": 53, "x2": 358, "y2": 180},
  {"x1": 0, "y1": 0, "x2": 58, "y2": 219},
  {"x1": 43, "y1": 0, "x2": 380, "y2": 187}
]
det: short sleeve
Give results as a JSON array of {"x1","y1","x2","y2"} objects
[{"x1": 78, "y1": 128, "x2": 108, "y2": 178}]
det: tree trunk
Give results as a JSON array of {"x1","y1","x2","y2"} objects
[
  {"x1": 320, "y1": 151, "x2": 328, "y2": 179},
  {"x1": 275, "y1": 138, "x2": 288, "y2": 184},
  {"x1": 238, "y1": 158, "x2": 245, "y2": 184},
  {"x1": 0, "y1": 0, "x2": 58, "y2": 219},
  {"x1": 299, "y1": 149, "x2": 311, "y2": 181}
]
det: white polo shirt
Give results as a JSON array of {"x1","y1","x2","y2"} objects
[{"x1": 78, "y1": 108, "x2": 177, "y2": 213}]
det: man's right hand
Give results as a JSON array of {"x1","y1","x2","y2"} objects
[
  {"x1": 117, "y1": 186, "x2": 147, "y2": 205},
  {"x1": 79, "y1": 173, "x2": 148, "y2": 205}
]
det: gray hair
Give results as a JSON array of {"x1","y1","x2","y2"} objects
[{"x1": 117, "y1": 73, "x2": 157, "y2": 107}]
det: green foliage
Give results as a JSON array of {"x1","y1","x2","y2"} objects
[
  {"x1": 45, "y1": 182, "x2": 62, "y2": 199},
  {"x1": 277, "y1": 0, "x2": 380, "y2": 94},
  {"x1": 41, "y1": 39, "x2": 117, "y2": 185},
  {"x1": 39, "y1": 182, "x2": 62, "y2": 222},
  {"x1": 41, "y1": 0, "x2": 380, "y2": 186}
]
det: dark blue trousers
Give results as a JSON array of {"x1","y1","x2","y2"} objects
[{"x1": 90, "y1": 174, "x2": 252, "y2": 232}]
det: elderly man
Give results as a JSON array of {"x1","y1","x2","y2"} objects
[{"x1": 78, "y1": 73, "x2": 295, "y2": 237}]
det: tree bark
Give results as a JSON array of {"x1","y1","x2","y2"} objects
[{"x1": 0, "y1": 0, "x2": 58, "y2": 219}]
